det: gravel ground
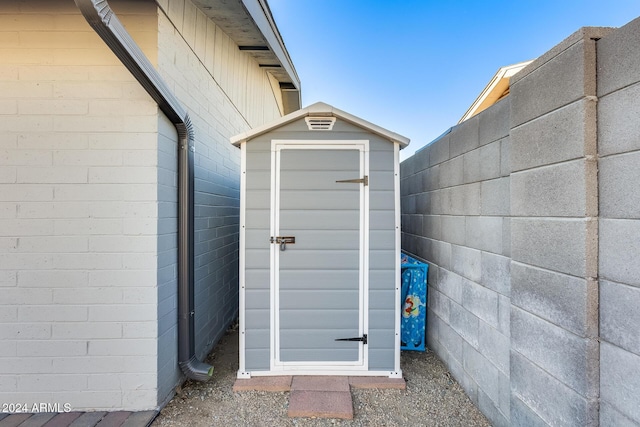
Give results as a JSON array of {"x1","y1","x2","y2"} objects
[{"x1": 152, "y1": 324, "x2": 490, "y2": 427}]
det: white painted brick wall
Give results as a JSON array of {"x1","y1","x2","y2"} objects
[
  {"x1": 0, "y1": 0, "x2": 159, "y2": 411},
  {"x1": 1, "y1": 0, "x2": 288, "y2": 412}
]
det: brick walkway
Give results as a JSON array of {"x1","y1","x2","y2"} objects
[
  {"x1": 0, "y1": 410, "x2": 157, "y2": 427},
  {"x1": 233, "y1": 375, "x2": 406, "y2": 419}
]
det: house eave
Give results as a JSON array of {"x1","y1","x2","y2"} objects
[{"x1": 192, "y1": 0, "x2": 301, "y2": 113}]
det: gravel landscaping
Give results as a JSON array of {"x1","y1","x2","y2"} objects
[{"x1": 152, "y1": 324, "x2": 490, "y2": 427}]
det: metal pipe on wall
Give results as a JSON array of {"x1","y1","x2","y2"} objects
[{"x1": 74, "y1": 0, "x2": 213, "y2": 381}]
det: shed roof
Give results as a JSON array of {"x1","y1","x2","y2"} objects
[{"x1": 231, "y1": 102, "x2": 410, "y2": 147}]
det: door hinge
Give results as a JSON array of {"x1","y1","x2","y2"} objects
[
  {"x1": 336, "y1": 175, "x2": 368, "y2": 186},
  {"x1": 335, "y1": 334, "x2": 367, "y2": 344}
]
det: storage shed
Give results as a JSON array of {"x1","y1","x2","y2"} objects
[{"x1": 231, "y1": 102, "x2": 410, "y2": 378}]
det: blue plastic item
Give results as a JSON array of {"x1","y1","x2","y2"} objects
[{"x1": 400, "y1": 253, "x2": 428, "y2": 351}]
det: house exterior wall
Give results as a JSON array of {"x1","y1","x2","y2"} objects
[
  {"x1": 241, "y1": 118, "x2": 399, "y2": 373},
  {"x1": 0, "y1": 0, "x2": 160, "y2": 411},
  {"x1": 401, "y1": 18, "x2": 640, "y2": 427},
  {"x1": 0, "y1": 0, "x2": 289, "y2": 412}
]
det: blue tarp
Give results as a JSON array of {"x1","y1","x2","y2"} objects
[{"x1": 401, "y1": 253, "x2": 428, "y2": 351}]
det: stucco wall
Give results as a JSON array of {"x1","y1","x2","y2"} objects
[
  {"x1": 401, "y1": 17, "x2": 640, "y2": 427},
  {"x1": 0, "y1": 0, "x2": 287, "y2": 412}
]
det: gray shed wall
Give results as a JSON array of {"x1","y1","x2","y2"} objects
[
  {"x1": 401, "y1": 18, "x2": 640, "y2": 427},
  {"x1": 243, "y1": 117, "x2": 398, "y2": 372}
]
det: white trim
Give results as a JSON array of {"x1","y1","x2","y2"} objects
[
  {"x1": 393, "y1": 142, "x2": 403, "y2": 378},
  {"x1": 270, "y1": 139, "x2": 370, "y2": 372},
  {"x1": 246, "y1": 369, "x2": 403, "y2": 378},
  {"x1": 237, "y1": 142, "x2": 249, "y2": 378},
  {"x1": 231, "y1": 102, "x2": 409, "y2": 148},
  {"x1": 269, "y1": 142, "x2": 278, "y2": 373}
]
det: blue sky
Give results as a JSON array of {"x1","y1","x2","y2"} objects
[{"x1": 268, "y1": 1, "x2": 639, "y2": 160}]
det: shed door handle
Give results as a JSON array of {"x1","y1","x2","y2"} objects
[{"x1": 270, "y1": 236, "x2": 295, "y2": 251}]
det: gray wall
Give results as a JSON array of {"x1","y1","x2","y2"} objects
[{"x1": 401, "y1": 18, "x2": 640, "y2": 427}]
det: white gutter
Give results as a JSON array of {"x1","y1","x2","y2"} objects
[{"x1": 74, "y1": 0, "x2": 213, "y2": 381}]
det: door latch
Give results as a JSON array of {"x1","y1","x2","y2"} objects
[
  {"x1": 270, "y1": 236, "x2": 295, "y2": 251},
  {"x1": 335, "y1": 334, "x2": 367, "y2": 344},
  {"x1": 336, "y1": 176, "x2": 368, "y2": 186}
]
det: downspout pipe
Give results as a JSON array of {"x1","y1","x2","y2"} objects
[{"x1": 75, "y1": 0, "x2": 213, "y2": 381}]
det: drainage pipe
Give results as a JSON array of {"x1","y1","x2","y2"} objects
[{"x1": 75, "y1": 0, "x2": 213, "y2": 381}]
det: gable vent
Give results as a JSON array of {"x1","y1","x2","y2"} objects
[{"x1": 305, "y1": 117, "x2": 336, "y2": 131}]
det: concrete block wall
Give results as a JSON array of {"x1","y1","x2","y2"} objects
[
  {"x1": 402, "y1": 18, "x2": 640, "y2": 427},
  {"x1": 401, "y1": 99, "x2": 512, "y2": 425},
  {"x1": 596, "y1": 16, "x2": 640, "y2": 425}
]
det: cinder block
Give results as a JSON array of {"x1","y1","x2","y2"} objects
[
  {"x1": 511, "y1": 159, "x2": 595, "y2": 217},
  {"x1": 600, "y1": 151, "x2": 640, "y2": 218},
  {"x1": 413, "y1": 145, "x2": 430, "y2": 172},
  {"x1": 510, "y1": 100, "x2": 594, "y2": 172},
  {"x1": 439, "y1": 156, "x2": 463, "y2": 188},
  {"x1": 502, "y1": 218, "x2": 511, "y2": 257},
  {"x1": 478, "y1": 141, "x2": 501, "y2": 181},
  {"x1": 500, "y1": 137, "x2": 510, "y2": 177},
  {"x1": 478, "y1": 322, "x2": 509, "y2": 375},
  {"x1": 510, "y1": 28, "x2": 610, "y2": 127},
  {"x1": 463, "y1": 342, "x2": 500, "y2": 406},
  {"x1": 451, "y1": 245, "x2": 481, "y2": 283},
  {"x1": 600, "y1": 401, "x2": 639, "y2": 427},
  {"x1": 511, "y1": 307, "x2": 598, "y2": 397},
  {"x1": 465, "y1": 216, "x2": 503, "y2": 254},
  {"x1": 498, "y1": 370, "x2": 510, "y2": 417},
  {"x1": 449, "y1": 183, "x2": 480, "y2": 215},
  {"x1": 428, "y1": 134, "x2": 450, "y2": 166},
  {"x1": 432, "y1": 241, "x2": 451, "y2": 270},
  {"x1": 477, "y1": 388, "x2": 509, "y2": 427},
  {"x1": 511, "y1": 350, "x2": 597, "y2": 426},
  {"x1": 600, "y1": 341, "x2": 640, "y2": 422},
  {"x1": 441, "y1": 215, "x2": 465, "y2": 245},
  {"x1": 416, "y1": 192, "x2": 430, "y2": 214},
  {"x1": 498, "y1": 295, "x2": 510, "y2": 337},
  {"x1": 511, "y1": 262, "x2": 593, "y2": 336},
  {"x1": 600, "y1": 219, "x2": 640, "y2": 286},
  {"x1": 510, "y1": 395, "x2": 549, "y2": 427},
  {"x1": 481, "y1": 252, "x2": 510, "y2": 297},
  {"x1": 449, "y1": 301, "x2": 479, "y2": 348},
  {"x1": 463, "y1": 148, "x2": 480, "y2": 184},
  {"x1": 461, "y1": 280, "x2": 498, "y2": 328},
  {"x1": 422, "y1": 215, "x2": 441, "y2": 240},
  {"x1": 447, "y1": 353, "x2": 477, "y2": 402},
  {"x1": 421, "y1": 165, "x2": 439, "y2": 191},
  {"x1": 597, "y1": 16, "x2": 640, "y2": 97},
  {"x1": 480, "y1": 178, "x2": 511, "y2": 216},
  {"x1": 601, "y1": 280, "x2": 640, "y2": 355},
  {"x1": 436, "y1": 268, "x2": 462, "y2": 304},
  {"x1": 450, "y1": 115, "x2": 479, "y2": 158},
  {"x1": 437, "y1": 320, "x2": 462, "y2": 363},
  {"x1": 479, "y1": 97, "x2": 510, "y2": 146},
  {"x1": 598, "y1": 69, "x2": 640, "y2": 157},
  {"x1": 429, "y1": 289, "x2": 450, "y2": 322},
  {"x1": 511, "y1": 218, "x2": 592, "y2": 278}
]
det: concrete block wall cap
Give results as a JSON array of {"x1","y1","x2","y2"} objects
[{"x1": 511, "y1": 26, "x2": 616, "y2": 85}]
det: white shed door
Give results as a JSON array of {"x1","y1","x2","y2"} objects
[{"x1": 272, "y1": 141, "x2": 368, "y2": 371}]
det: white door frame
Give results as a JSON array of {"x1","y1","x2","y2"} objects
[{"x1": 269, "y1": 140, "x2": 370, "y2": 374}]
